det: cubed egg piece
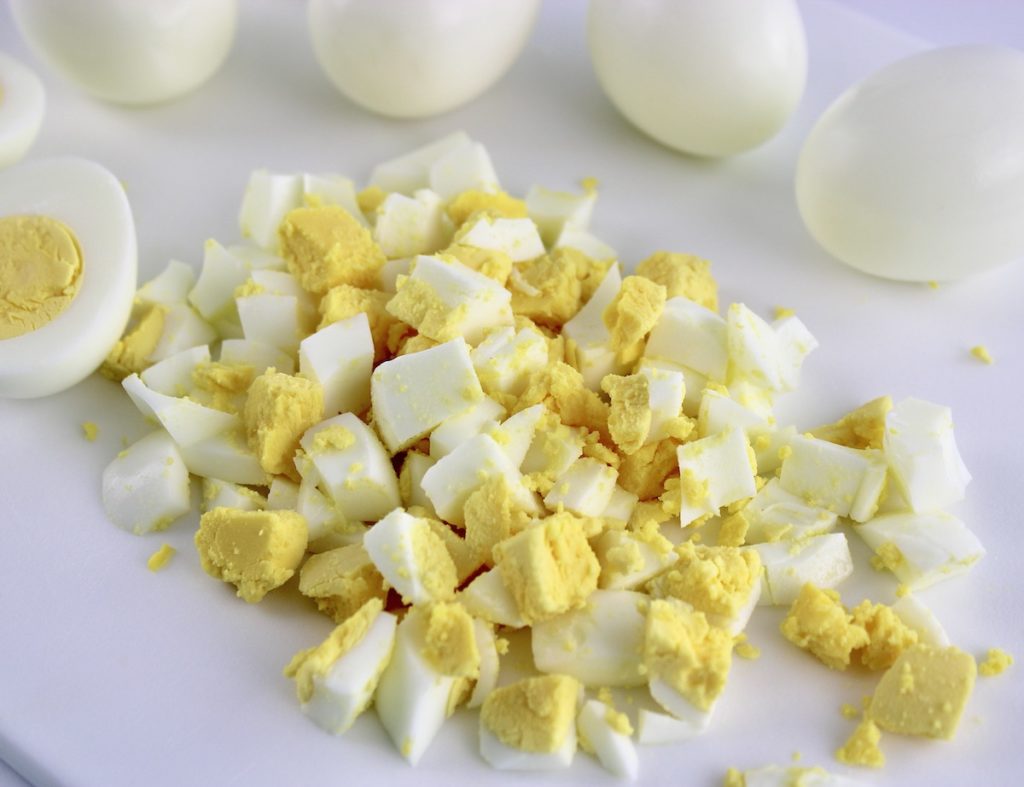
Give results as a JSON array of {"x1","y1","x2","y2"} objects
[
  {"x1": 188, "y1": 239, "x2": 250, "y2": 323},
  {"x1": 363, "y1": 508, "x2": 457, "y2": 605},
  {"x1": 369, "y1": 131, "x2": 473, "y2": 195},
  {"x1": 561, "y1": 264, "x2": 625, "y2": 390},
  {"x1": 458, "y1": 567, "x2": 527, "y2": 629},
  {"x1": 140, "y1": 344, "x2": 211, "y2": 396},
  {"x1": 429, "y1": 140, "x2": 499, "y2": 200},
  {"x1": 430, "y1": 396, "x2": 505, "y2": 459},
  {"x1": 890, "y1": 595, "x2": 950, "y2": 647},
  {"x1": 122, "y1": 374, "x2": 239, "y2": 447},
  {"x1": 467, "y1": 619, "x2": 501, "y2": 709},
  {"x1": 302, "y1": 173, "x2": 366, "y2": 226},
  {"x1": 373, "y1": 190, "x2": 452, "y2": 259},
  {"x1": 525, "y1": 185, "x2": 596, "y2": 247},
  {"x1": 753, "y1": 533, "x2": 854, "y2": 607},
  {"x1": 676, "y1": 428, "x2": 757, "y2": 526},
  {"x1": 219, "y1": 338, "x2": 295, "y2": 376},
  {"x1": 148, "y1": 302, "x2": 218, "y2": 361},
  {"x1": 238, "y1": 170, "x2": 304, "y2": 250},
  {"x1": 742, "y1": 478, "x2": 838, "y2": 544},
  {"x1": 101, "y1": 430, "x2": 191, "y2": 535},
  {"x1": 136, "y1": 259, "x2": 195, "y2": 307},
  {"x1": 471, "y1": 326, "x2": 548, "y2": 397},
  {"x1": 201, "y1": 477, "x2": 265, "y2": 513},
  {"x1": 489, "y1": 403, "x2": 546, "y2": 469},
  {"x1": 577, "y1": 699, "x2": 639, "y2": 780},
  {"x1": 594, "y1": 529, "x2": 678, "y2": 591},
  {"x1": 645, "y1": 297, "x2": 728, "y2": 382},
  {"x1": 543, "y1": 457, "x2": 618, "y2": 517},
  {"x1": 298, "y1": 313, "x2": 374, "y2": 416},
  {"x1": 179, "y1": 427, "x2": 267, "y2": 486},
  {"x1": 778, "y1": 436, "x2": 886, "y2": 521},
  {"x1": 456, "y1": 214, "x2": 545, "y2": 262},
  {"x1": 726, "y1": 302, "x2": 784, "y2": 391},
  {"x1": 698, "y1": 388, "x2": 769, "y2": 439}
]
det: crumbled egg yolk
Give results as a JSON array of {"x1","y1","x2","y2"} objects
[
  {"x1": 635, "y1": 250, "x2": 718, "y2": 311},
  {"x1": 81, "y1": 421, "x2": 99, "y2": 441},
  {"x1": 602, "y1": 372, "x2": 652, "y2": 455},
  {"x1": 100, "y1": 302, "x2": 166, "y2": 381},
  {"x1": 811, "y1": 395, "x2": 892, "y2": 450},
  {"x1": 298, "y1": 544, "x2": 387, "y2": 623},
  {"x1": 243, "y1": 368, "x2": 324, "y2": 479},
  {"x1": 978, "y1": 647, "x2": 1013, "y2": 677},
  {"x1": 421, "y1": 601, "x2": 480, "y2": 678},
  {"x1": 445, "y1": 189, "x2": 527, "y2": 228},
  {"x1": 970, "y1": 345, "x2": 994, "y2": 365},
  {"x1": 480, "y1": 674, "x2": 580, "y2": 753},
  {"x1": 835, "y1": 717, "x2": 885, "y2": 768},
  {"x1": 647, "y1": 542, "x2": 761, "y2": 622},
  {"x1": 279, "y1": 204, "x2": 386, "y2": 293},
  {"x1": 146, "y1": 543, "x2": 176, "y2": 572}
]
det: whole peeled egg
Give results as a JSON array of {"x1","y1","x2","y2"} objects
[
  {"x1": 0, "y1": 159, "x2": 137, "y2": 398},
  {"x1": 9, "y1": 0, "x2": 238, "y2": 105},
  {"x1": 797, "y1": 46, "x2": 1024, "y2": 282},
  {"x1": 0, "y1": 52, "x2": 45, "y2": 168},
  {"x1": 587, "y1": 0, "x2": 807, "y2": 157},
  {"x1": 308, "y1": 0, "x2": 541, "y2": 118}
]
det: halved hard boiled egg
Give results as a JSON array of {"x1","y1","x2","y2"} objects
[
  {"x1": 0, "y1": 50, "x2": 45, "y2": 168},
  {"x1": 0, "y1": 158, "x2": 137, "y2": 398}
]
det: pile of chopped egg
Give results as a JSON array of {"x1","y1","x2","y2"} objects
[{"x1": 99, "y1": 132, "x2": 1009, "y2": 782}]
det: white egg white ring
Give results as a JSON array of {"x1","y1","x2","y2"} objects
[
  {"x1": 0, "y1": 157, "x2": 137, "y2": 398},
  {"x1": 0, "y1": 50, "x2": 45, "y2": 168}
]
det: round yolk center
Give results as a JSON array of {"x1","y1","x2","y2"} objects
[{"x1": 0, "y1": 214, "x2": 83, "y2": 339}]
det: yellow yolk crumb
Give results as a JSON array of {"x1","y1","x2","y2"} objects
[
  {"x1": 841, "y1": 703, "x2": 861, "y2": 719},
  {"x1": 480, "y1": 674, "x2": 580, "y2": 753},
  {"x1": 439, "y1": 244, "x2": 513, "y2": 286},
  {"x1": 644, "y1": 598, "x2": 733, "y2": 711},
  {"x1": 510, "y1": 248, "x2": 610, "y2": 328},
  {"x1": 970, "y1": 345, "x2": 994, "y2": 365},
  {"x1": 0, "y1": 215, "x2": 84, "y2": 339},
  {"x1": 422, "y1": 601, "x2": 481, "y2": 678},
  {"x1": 780, "y1": 584, "x2": 869, "y2": 670},
  {"x1": 446, "y1": 189, "x2": 527, "y2": 228},
  {"x1": 278, "y1": 204, "x2": 386, "y2": 294},
  {"x1": 492, "y1": 511, "x2": 600, "y2": 624},
  {"x1": 734, "y1": 635, "x2": 761, "y2": 661},
  {"x1": 774, "y1": 306, "x2": 795, "y2": 320},
  {"x1": 635, "y1": 251, "x2": 718, "y2": 312},
  {"x1": 356, "y1": 185, "x2": 387, "y2": 216},
  {"x1": 146, "y1": 543, "x2": 176, "y2": 572},
  {"x1": 195, "y1": 507, "x2": 308, "y2": 603},
  {"x1": 81, "y1": 421, "x2": 99, "y2": 442},
  {"x1": 717, "y1": 511, "x2": 749, "y2": 547},
  {"x1": 517, "y1": 361, "x2": 610, "y2": 439},
  {"x1": 283, "y1": 598, "x2": 383, "y2": 703},
  {"x1": 850, "y1": 600, "x2": 919, "y2": 671},
  {"x1": 100, "y1": 303, "x2": 166, "y2": 381},
  {"x1": 318, "y1": 284, "x2": 401, "y2": 363},
  {"x1": 298, "y1": 543, "x2": 387, "y2": 624},
  {"x1": 423, "y1": 516, "x2": 482, "y2": 585},
  {"x1": 647, "y1": 541, "x2": 761, "y2": 622},
  {"x1": 243, "y1": 369, "x2": 324, "y2": 479},
  {"x1": 835, "y1": 718, "x2": 885, "y2": 768},
  {"x1": 870, "y1": 541, "x2": 906, "y2": 574},
  {"x1": 617, "y1": 439, "x2": 680, "y2": 500},
  {"x1": 811, "y1": 395, "x2": 893, "y2": 450},
  {"x1": 395, "y1": 332, "x2": 437, "y2": 357},
  {"x1": 602, "y1": 275, "x2": 666, "y2": 364},
  {"x1": 192, "y1": 361, "x2": 255, "y2": 413},
  {"x1": 602, "y1": 373, "x2": 651, "y2": 455},
  {"x1": 869, "y1": 644, "x2": 977, "y2": 739},
  {"x1": 978, "y1": 647, "x2": 1013, "y2": 677},
  {"x1": 463, "y1": 475, "x2": 532, "y2": 566},
  {"x1": 310, "y1": 424, "x2": 355, "y2": 454}
]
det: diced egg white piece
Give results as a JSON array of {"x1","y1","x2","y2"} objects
[
  {"x1": 602, "y1": 485, "x2": 639, "y2": 524},
  {"x1": 402, "y1": 255, "x2": 513, "y2": 344},
  {"x1": 299, "y1": 313, "x2": 374, "y2": 416},
  {"x1": 742, "y1": 764, "x2": 861, "y2": 787},
  {"x1": 561, "y1": 263, "x2": 625, "y2": 390},
  {"x1": 595, "y1": 530, "x2": 677, "y2": 590},
  {"x1": 300, "y1": 414, "x2": 400, "y2": 522},
  {"x1": 238, "y1": 169, "x2": 304, "y2": 250},
  {"x1": 884, "y1": 397, "x2": 971, "y2": 513},
  {"x1": 149, "y1": 303, "x2": 218, "y2": 362},
  {"x1": 855, "y1": 511, "x2": 985, "y2": 591},
  {"x1": 301, "y1": 173, "x2": 366, "y2": 226},
  {"x1": 773, "y1": 315, "x2": 818, "y2": 391},
  {"x1": 638, "y1": 358, "x2": 706, "y2": 418},
  {"x1": 377, "y1": 256, "x2": 412, "y2": 292},
  {"x1": 722, "y1": 581, "x2": 761, "y2": 636},
  {"x1": 489, "y1": 404, "x2": 546, "y2": 469},
  {"x1": 179, "y1": 429, "x2": 267, "y2": 486},
  {"x1": 677, "y1": 428, "x2": 757, "y2": 527},
  {"x1": 375, "y1": 609, "x2": 459, "y2": 765},
  {"x1": 577, "y1": 699, "x2": 639, "y2": 780},
  {"x1": 751, "y1": 425, "x2": 797, "y2": 477},
  {"x1": 122, "y1": 374, "x2": 238, "y2": 446},
  {"x1": 301, "y1": 611, "x2": 397, "y2": 734},
  {"x1": 479, "y1": 716, "x2": 577, "y2": 771},
  {"x1": 267, "y1": 477, "x2": 300, "y2": 510},
  {"x1": 201, "y1": 478, "x2": 265, "y2": 513},
  {"x1": 373, "y1": 190, "x2": 452, "y2": 258},
  {"x1": 637, "y1": 365, "x2": 685, "y2": 445},
  {"x1": 637, "y1": 707, "x2": 712, "y2": 745},
  {"x1": 369, "y1": 131, "x2": 473, "y2": 195},
  {"x1": 218, "y1": 338, "x2": 295, "y2": 376},
  {"x1": 647, "y1": 681, "x2": 715, "y2": 735},
  {"x1": 140, "y1": 345, "x2": 211, "y2": 397},
  {"x1": 421, "y1": 433, "x2": 537, "y2": 526},
  {"x1": 467, "y1": 620, "x2": 500, "y2": 709},
  {"x1": 521, "y1": 422, "x2": 586, "y2": 479},
  {"x1": 742, "y1": 478, "x2": 838, "y2": 544},
  {"x1": 364, "y1": 509, "x2": 446, "y2": 605},
  {"x1": 459, "y1": 567, "x2": 527, "y2": 628},
  {"x1": 753, "y1": 533, "x2": 854, "y2": 607},
  {"x1": 532, "y1": 590, "x2": 648, "y2": 687},
  {"x1": 429, "y1": 140, "x2": 499, "y2": 200},
  {"x1": 458, "y1": 215, "x2": 545, "y2": 262},
  {"x1": 188, "y1": 240, "x2": 249, "y2": 323},
  {"x1": 778, "y1": 436, "x2": 886, "y2": 521},
  {"x1": 645, "y1": 297, "x2": 728, "y2": 383},
  {"x1": 101, "y1": 430, "x2": 190, "y2": 535},
  {"x1": 727, "y1": 378, "x2": 776, "y2": 421},
  {"x1": 400, "y1": 451, "x2": 436, "y2": 514},
  {"x1": 430, "y1": 396, "x2": 506, "y2": 459},
  {"x1": 471, "y1": 326, "x2": 548, "y2": 396},
  {"x1": 890, "y1": 595, "x2": 950, "y2": 647},
  {"x1": 226, "y1": 244, "x2": 287, "y2": 272},
  {"x1": 525, "y1": 185, "x2": 596, "y2": 247},
  {"x1": 296, "y1": 472, "x2": 356, "y2": 544},
  {"x1": 371, "y1": 338, "x2": 482, "y2": 453},
  {"x1": 544, "y1": 458, "x2": 618, "y2": 517},
  {"x1": 237, "y1": 292, "x2": 306, "y2": 353},
  {"x1": 136, "y1": 259, "x2": 195, "y2": 307},
  {"x1": 726, "y1": 303, "x2": 783, "y2": 391},
  {"x1": 698, "y1": 388, "x2": 769, "y2": 438},
  {"x1": 553, "y1": 225, "x2": 616, "y2": 261}
]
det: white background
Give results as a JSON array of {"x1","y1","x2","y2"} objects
[{"x1": 1, "y1": 1, "x2": 1022, "y2": 785}]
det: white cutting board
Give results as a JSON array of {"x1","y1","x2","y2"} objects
[{"x1": 1, "y1": 2, "x2": 1021, "y2": 785}]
